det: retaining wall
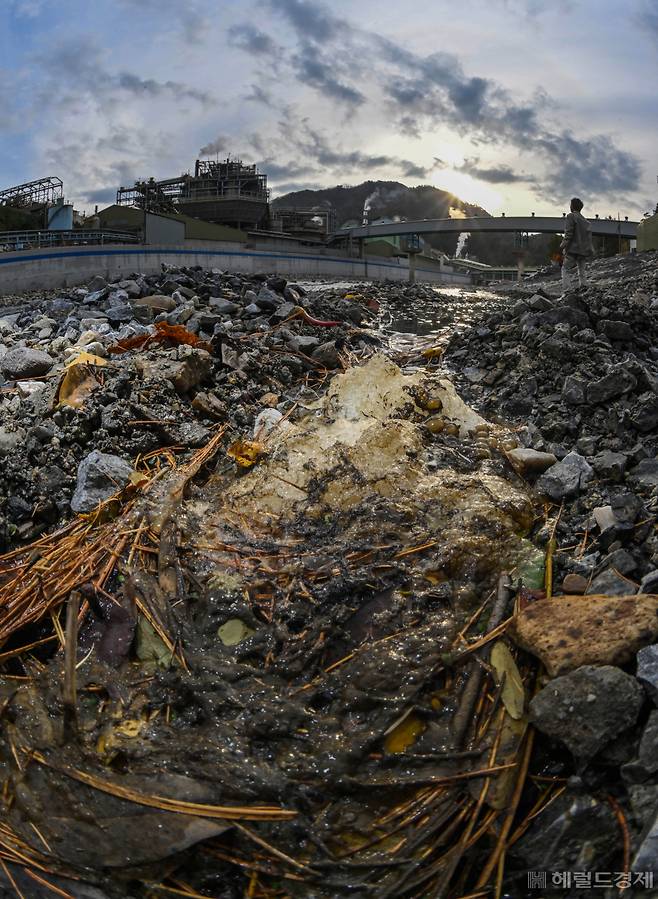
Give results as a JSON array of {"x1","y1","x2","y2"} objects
[{"x1": 0, "y1": 242, "x2": 470, "y2": 295}]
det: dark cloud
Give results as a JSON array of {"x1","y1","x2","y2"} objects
[
  {"x1": 245, "y1": 83, "x2": 273, "y2": 104},
  {"x1": 227, "y1": 23, "x2": 279, "y2": 55},
  {"x1": 291, "y1": 44, "x2": 365, "y2": 106},
  {"x1": 35, "y1": 37, "x2": 214, "y2": 109},
  {"x1": 456, "y1": 158, "x2": 537, "y2": 184},
  {"x1": 116, "y1": 73, "x2": 212, "y2": 105},
  {"x1": 266, "y1": 0, "x2": 344, "y2": 42},
  {"x1": 638, "y1": 0, "x2": 658, "y2": 42}
]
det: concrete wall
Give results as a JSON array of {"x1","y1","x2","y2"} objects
[
  {"x1": 638, "y1": 212, "x2": 658, "y2": 252},
  {"x1": 0, "y1": 242, "x2": 470, "y2": 295}
]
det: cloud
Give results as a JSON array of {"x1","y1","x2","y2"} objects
[
  {"x1": 199, "y1": 135, "x2": 231, "y2": 156},
  {"x1": 32, "y1": 36, "x2": 214, "y2": 110},
  {"x1": 456, "y1": 157, "x2": 537, "y2": 184},
  {"x1": 290, "y1": 44, "x2": 365, "y2": 105},
  {"x1": 232, "y1": 0, "x2": 642, "y2": 202},
  {"x1": 266, "y1": 0, "x2": 344, "y2": 42},
  {"x1": 638, "y1": 0, "x2": 658, "y2": 43},
  {"x1": 118, "y1": 0, "x2": 210, "y2": 44},
  {"x1": 227, "y1": 23, "x2": 280, "y2": 55}
]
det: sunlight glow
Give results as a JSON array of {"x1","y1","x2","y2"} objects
[{"x1": 433, "y1": 170, "x2": 503, "y2": 213}]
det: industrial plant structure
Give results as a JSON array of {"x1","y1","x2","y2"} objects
[{"x1": 116, "y1": 158, "x2": 271, "y2": 231}]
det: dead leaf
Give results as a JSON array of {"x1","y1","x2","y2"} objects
[{"x1": 490, "y1": 641, "x2": 525, "y2": 720}]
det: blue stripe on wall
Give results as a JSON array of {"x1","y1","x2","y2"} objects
[{"x1": 0, "y1": 246, "x2": 457, "y2": 278}]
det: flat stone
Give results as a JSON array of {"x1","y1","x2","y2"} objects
[
  {"x1": 592, "y1": 505, "x2": 617, "y2": 532},
  {"x1": 528, "y1": 665, "x2": 643, "y2": 759},
  {"x1": 510, "y1": 594, "x2": 658, "y2": 676},
  {"x1": 134, "y1": 295, "x2": 177, "y2": 312},
  {"x1": 561, "y1": 573, "x2": 589, "y2": 594},
  {"x1": 637, "y1": 645, "x2": 658, "y2": 705},
  {"x1": 71, "y1": 451, "x2": 135, "y2": 513},
  {"x1": 1, "y1": 347, "x2": 54, "y2": 379},
  {"x1": 506, "y1": 448, "x2": 557, "y2": 477},
  {"x1": 209, "y1": 297, "x2": 240, "y2": 315},
  {"x1": 535, "y1": 451, "x2": 594, "y2": 501}
]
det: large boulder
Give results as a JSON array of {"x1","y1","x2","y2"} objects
[
  {"x1": 529, "y1": 665, "x2": 644, "y2": 759},
  {"x1": 71, "y1": 451, "x2": 135, "y2": 513}
]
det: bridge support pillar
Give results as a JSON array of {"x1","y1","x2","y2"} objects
[{"x1": 408, "y1": 252, "x2": 416, "y2": 284}]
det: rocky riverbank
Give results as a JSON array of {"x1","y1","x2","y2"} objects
[{"x1": 0, "y1": 258, "x2": 656, "y2": 897}]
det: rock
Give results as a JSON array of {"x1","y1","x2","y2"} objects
[
  {"x1": 598, "y1": 319, "x2": 636, "y2": 341},
  {"x1": 209, "y1": 297, "x2": 239, "y2": 315},
  {"x1": 591, "y1": 450, "x2": 627, "y2": 482},
  {"x1": 288, "y1": 335, "x2": 321, "y2": 354},
  {"x1": 586, "y1": 568, "x2": 638, "y2": 595},
  {"x1": 256, "y1": 286, "x2": 283, "y2": 310},
  {"x1": 622, "y1": 710, "x2": 658, "y2": 782},
  {"x1": 637, "y1": 645, "x2": 658, "y2": 705},
  {"x1": 272, "y1": 302, "x2": 297, "y2": 322},
  {"x1": 1, "y1": 347, "x2": 54, "y2": 379},
  {"x1": 510, "y1": 790, "x2": 619, "y2": 875},
  {"x1": 632, "y1": 809, "x2": 658, "y2": 875},
  {"x1": 311, "y1": 340, "x2": 341, "y2": 369},
  {"x1": 528, "y1": 665, "x2": 644, "y2": 759},
  {"x1": 118, "y1": 279, "x2": 141, "y2": 298},
  {"x1": 630, "y1": 459, "x2": 658, "y2": 489},
  {"x1": 562, "y1": 375, "x2": 586, "y2": 405},
  {"x1": 511, "y1": 594, "x2": 658, "y2": 676},
  {"x1": 137, "y1": 348, "x2": 212, "y2": 395},
  {"x1": 134, "y1": 294, "x2": 177, "y2": 312},
  {"x1": 630, "y1": 395, "x2": 658, "y2": 433},
  {"x1": 105, "y1": 304, "x2": 134, "y2": 325},
  {"x1": 70, "y1": 451, "x2": 135, "y2": 513},
  {"x1": 253, "y1": 408, "x2": 283, "y2": 438},
  {"x1": 592, "y1": 505, "x2": 617, "y2": 532},
  {"x1": 561, "y1": 573, "x2": 589, "y2": 594},
  {"x1": 0, "y1": 425, "x2": 27, "y2": 455},
  {"x1": 535, "y1": 451, "x2": 594, "y2": 501},
  {"x1": 586, "y1": 366, "x2": 637, "y2": 404},
  {"x1": 87, "y1": 275, "x2": 107, "y2": 292},
  {"x1": 506, "y1": 447, "x2": 557, "y2": 477},
  {"x1": 640, "y1": 570, "x2": 658, "y2": 594}
]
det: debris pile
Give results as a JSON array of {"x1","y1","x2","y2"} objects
[{"x1": 1, "y1": 256, "x2": 657, "y2": 896}]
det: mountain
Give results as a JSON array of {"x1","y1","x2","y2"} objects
[
  {"x1": 272, "y1": 180, "x2": 560, "y2": 264},
  {"x1": 272, "y1": 180, "x2": 490, "y2": 256}
]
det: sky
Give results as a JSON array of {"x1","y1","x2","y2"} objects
[{"x1": 0, "y1": 0, "x2": 656, "y2": 217}]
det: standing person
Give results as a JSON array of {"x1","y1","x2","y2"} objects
[{"x1": 560, "y1": 197, "x2": 594, "y2": 290}]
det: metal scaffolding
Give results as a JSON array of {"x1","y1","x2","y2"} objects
[
  {"x1": 116, "y1": 158, "x2": 270, "y2": 230},
  {"x1": 0, "y1": 177, "x2": 64, "y2": 208}
]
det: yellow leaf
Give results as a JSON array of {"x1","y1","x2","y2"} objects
[
  {"x1": 384, "y1": 713, "x2": 426, "y2": 754},
  {"x1": 57, "y1": 353, "x2": 107, "y2": 409},
  {"x1": 421, "y1": 346, "x2": 444, "y2": 360},
  {"x1": 490, "y1": 641, "x2": 525, "y2": 720},
  {"x1": 227, "y1": 439, "x2": 267, "y2": 469},
  {"x1": 486, "y1": 713, "x2": 528, "y2": 810}
]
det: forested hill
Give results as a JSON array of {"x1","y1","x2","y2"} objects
[{"x1": 272, "y1": 180, "x2": 489, "y2": 228}]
